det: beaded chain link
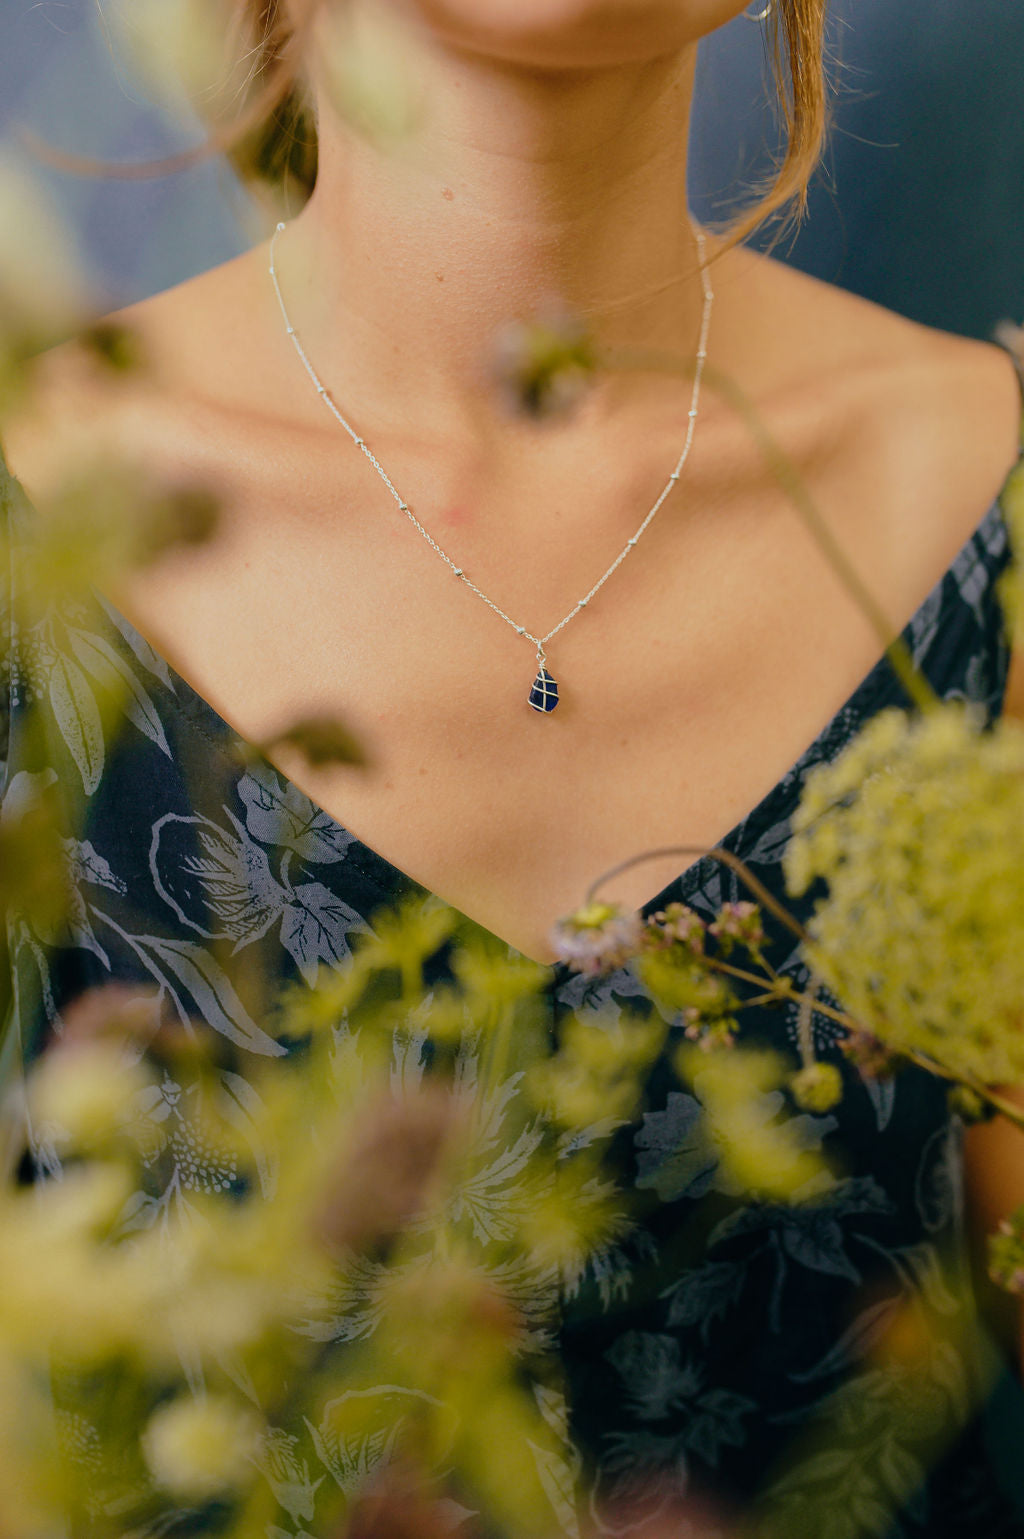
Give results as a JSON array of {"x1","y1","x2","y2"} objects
[{"x1": 268, "y1": 220, "x2": 714, "y2": 713}]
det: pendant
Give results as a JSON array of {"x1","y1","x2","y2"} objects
[{"x1": 529, "y1": 666, "x2": 559, "y2": 713}]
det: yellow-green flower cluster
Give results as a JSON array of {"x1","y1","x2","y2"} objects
[
  {"x1": 785, "y1": 703, "x2": 1024, "y2": 1087},
  {"x1": 790, "y1": 1061, "x2": 843, "y2": 1114},
  {"x1": 996, "y1": 436, "x2": 1024, "y2": 635},
  {"x1": 675, "y1": 1047, "x2": 830, "y2": 1200},
  {"x1": 141, "y1": 1394, "x2": 264, "y2": 1503},
  {"x1": 527, "y1": 1013, "x2": 666, "y2": 1130},
  {"x1": 988, "y1": 1204, "x2": 1024, "y2": 1295}
]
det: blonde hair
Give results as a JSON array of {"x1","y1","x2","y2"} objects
[{"x1": 225, "y1": 0, "x2": 831, "y2": 251}]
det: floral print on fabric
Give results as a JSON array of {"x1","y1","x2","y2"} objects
[{"x1": 4, "y1": 434, "x2": 1024, "y2": 1536}]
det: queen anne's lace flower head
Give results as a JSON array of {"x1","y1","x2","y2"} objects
[{"x1": 785, "y1": 704, "x2": 1024, "y2": 1088}]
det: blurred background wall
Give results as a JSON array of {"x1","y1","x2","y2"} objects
[{"x1": 1, "y1": 0, "x2": 1023, "y2": 338}]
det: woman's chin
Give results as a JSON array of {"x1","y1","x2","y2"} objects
[{"x1": 381, "y1": 0, "x2": 749, "y2": 71}]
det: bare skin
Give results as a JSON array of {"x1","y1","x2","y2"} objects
[
  {"x1": 1, "y1": 0, "x2": 1020, "y2": 972},
  {"x1": 5, "y1": 247, "x2": 1020, "y2": 965}
]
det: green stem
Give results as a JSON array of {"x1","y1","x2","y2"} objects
[
  {"x1": 585, "y1": 844, "x2": 809, "y2": 942},
  {"x1": 904, "y1": 1049, "x2": 1024, "y2": 1131},
  {"x1": 703, "y1": 956, "x2": 789, "y2": 993}
]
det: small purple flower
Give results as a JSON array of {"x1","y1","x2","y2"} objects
[
  {"x1": 491, "y1": 302, "x2": 596, "y2": 421},
  {"x1": 708, "y1": 901, "x2": 764, "y2": 952},
  {"x1": 988, "y1": 1204, "x2": 1024, "y2": 1297},
  {"x1": 549, "y1": 902, "x2": 644, "y2": 978},
  {"x1": 647, "y1": 903, "x2": 706, "y2": 954},
  {"x1": 683, "y1": 1011, "x2": 737, "y2": 1052},
  {"x1": 840, "y1": 1027, "x2": 903, "y2": 1081}
]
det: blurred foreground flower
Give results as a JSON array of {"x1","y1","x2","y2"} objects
[
  {"x1": 27, "y1": 1037, "x2": 157, "y2": 1154},
  {"x1": 0, "y1": 154, "x2": 92, "y2": 406},
  {"x1": 549, "y1": 900, "x2": 643, "y2": 977},
  {"x1": 492, "y1": 302, "x2": 597, "y2": 421},
  {"x1": 7, "y1": 450, "x2": 220, "y2": 620},
  {"x1": 104, "y1": 0, "x2": 247, "y2": 124},
  {"x1": 789, "y1": 1060, "x2": 843, "y2": 1114},
  {"x1": 676, "y1": 1046, "x2": 832, "y2": 1201},
  {"x1": 142, "y1": 1393, "x2": 264, "y2": 1502},
  {"x1": 988, "y1": 1206, "x2": 1024, "y2": 1296},
  {"x1": 318, "y1": 0, "x2": 426, "y2": 150},
  {"x1": 785, "y1": 703, "x2": 1024, "y2": 1088},
  {"x1": 253, "y1": 711, "x2": 370, "y2": 771}
]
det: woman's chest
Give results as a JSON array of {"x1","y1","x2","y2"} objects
[
  {"x1": 11, "y1": 333, "x2": 1021, "y2": 965},
  {"x1": 96, "y1": 445, "x2": 982, "y2": 966}
]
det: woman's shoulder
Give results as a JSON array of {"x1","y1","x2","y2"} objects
[
  {"x1": 0, "y1": 241, "x2": 272, "y2": 515},
  {"x1": 721, "y1": 243, "x2": 1022, "y2": 575},
  {"x1": 733, "y1": 242, "x2": 1021, "y2": 462}
]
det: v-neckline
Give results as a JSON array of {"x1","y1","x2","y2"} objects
[{"x1": 92, "y1": 472, "x2": 1018, "y2": 979}]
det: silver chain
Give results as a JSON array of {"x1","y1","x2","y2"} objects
[{"x1": 267, "y1": 219, "x2": 714, "y2": 704}]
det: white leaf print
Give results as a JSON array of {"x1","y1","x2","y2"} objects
[
  {"x1": 133, "y1": 934, "x2": 286, "y2": 1056},
  {"x1": 527, "y1": 1438, "x2": 581, "y2": 1538},
  {"x1": 238, "y1": 765, "x2": 355, "y2": 862},
  {"x1": 604, "y1": 1331, "x2": 701, "y2": 1422},
  {"x1": 150, "y1": 812, "x2": 286, "y2": 946},
  {"x1": 219, "y1": 1069, "x2": 278, "y2": 1198},
  {"x1": 635, "y1": 1092, "x2": 714, "y2": 1203},
  {"x1": 306, "y1": 1386, "x2": 447, "y2": 1494},
  {"x1": 450, "y1": 1115, "x2": 545, "y2": 1244},
  {"x1": 744, "y1": 815, "x2": 796, "y2": 868},
  {"x1": 914, "y1": 1124, "x2": 959, "y2": 1233},
  {"x1": 0, "y1": 767, "x2": 57, "y2": 818},
  {"x1": 48, "y1": 653, "x2": 104, "y2": 794},
  {"x1": 51, "y1": 884, "x2": 110, "y2": 968},
  {"x1": 861, "y1": 1071, "x2": 896, "y2": 1132},
  {"x1": 951, "y1": 541, "x2": 990, "y2": 617},
  {"x1": 66, "y1": 625, "x2": 171, "y2": 757},
  {"x1": 95, "y1": 592, "x2": 176, "y2": 690},
  {"x1": 66, "y1": 838, "x2": 126, "y2": 896},
  {"x1": 789, "y1": 1297, "x2": 901, "y2": 1385},
  {"x1": 279, "y1": 881, "x2": 370, "y2": 985},
  {"x1": 661, "y1": 1260, "x2": 745, "y2": 1338},
  {"x1": 111, "y1": 1190, "x2": 163, "y2": 1238},
  {"x1": 890, "y1": 1241, "x2": 960, "y2": 1317},
  {"x1": 908, "y1": 587, "x2": 943, "y2": 663},
  {"x1": 257, "y1": 1428, "x2": 324, "y2": 1525},
  {"x1": 684, "y1": 1386, "x2": 756, "y2": 1467},
  {"x1": 292, "y1": 1252, "x2": 389, "y2": 1345},
  {"x1": 11, "y1": 916, "x2": 63, "y2": 1035}
]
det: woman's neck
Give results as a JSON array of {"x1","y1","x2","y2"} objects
[{"x1": 276, "y1": 0, "x2": 711, "y2": 450}]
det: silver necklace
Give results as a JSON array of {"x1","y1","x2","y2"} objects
[{"x1": 268, "y1": 219, "x2": 714, "y2": 714}]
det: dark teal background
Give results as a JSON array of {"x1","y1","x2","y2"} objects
[
  {"x1": 1, "y1": 0, "x2": 1023, "y2": 339},
  {"x1": 690, "y1": 1, "x2": 1024, "y2": 341}
]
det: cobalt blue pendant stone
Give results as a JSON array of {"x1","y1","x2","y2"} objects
[{"x1": 529, "y1": 666, "x2": 559, "y2": 713}]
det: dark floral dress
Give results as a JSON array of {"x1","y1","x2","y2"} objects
[{"x1": 3, "y1": 397, "x2": 1024, "y2": 1537}]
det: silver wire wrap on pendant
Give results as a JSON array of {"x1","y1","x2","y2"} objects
[{"x1": 743, "y1": 0, "x2": 773, "y2": 18}]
